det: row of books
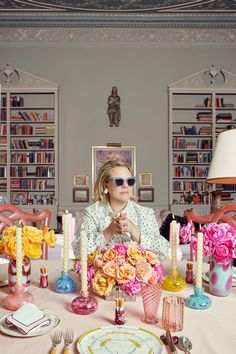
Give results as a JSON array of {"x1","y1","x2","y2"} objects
[
  {"x1": 0, "y1": 152, "x2": 7, "y2": 163},
  {"x1": 0, "y1": 137, "x2": 7, "y2": 147},
  {"x1": 172, "y1": 138, "x2": 212, "y2": 150},
  {"x1": 202, "y1": 97, "x2": 234, "y2": 108},
  {"x1": 173, "y1": 166, "x2": 209, "y2": 178},
  {"x1": 2, "y1": 96, "x2": 24, "y2": 107},
  {"x1": 173, "y1": 152, "x2": 212, "y2": 164},
  {"x1": 0, "y1": 182, "x2": 7, "y2": 189},
  {"x1": 10, "y1": 166, "x2": 55, "y2": 178},
  {"x1": 10, "y1": 124, "x2": 54, "y2": 136},
  {"x1": 18, "y1": 111, "x2": 49, "y2": 121},
  {"x1": 1, "y1": 110, "x2": 6, "y2": 121},
  {"x1": 11, "y1": 152, "x2": 55, "y2": 164},
  {"x1": 0, "y1": 166, "x2": 6, "y2": 177},
  {"x1": 11, "y1": 179, "x2": 55, "y2": 190},
  {"x1": 10, "y1": 138, "x2": 54, "y2": 150},
  {"x1": 0, "y1": 124, "x2": 6, "y2": 135},
  {"x1": 173, "y1": 180, "x2": 210, "y2": 192}
]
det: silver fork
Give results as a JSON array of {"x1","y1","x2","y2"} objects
[
  {"x1": 50, "y1": 330, "x2": 62, "y2": 354},
  {"x1": 63, "y1": 328, "x2": 74, "y2": 354}
]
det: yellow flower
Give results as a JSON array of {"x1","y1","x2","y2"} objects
[
  {"x1": 3, "y1": 225, "x2": 16, "y2": 238},
  {"x1": 23, "y1": 226, "x2": 43, "y2": 244},
  {"x1": 0, "y1": 239, "x2": 5, "y2": 254},
  {"x1": 25, "y1": 243, "x2": 42, "y2": 259},
  {"x1": 127, "y1": 246, "x2": 146, "y2": 265},
  {"x1": 4, "y1": 237, "x2": 17, "y2": 259},
  {"x1": 103, "y1": 249, "x2": 119, "y2": 262},
  {"x1": 87, "y1": 249, "x2": 103, "y2": 266},
  {"x1": 92, "y1": 270, "x2": 116, "y2": 296},
  {"x1": 103, "y1": 261, "x2": 118, "y2": 278},
  {"x1": 43, "y1": 229, "x2": 57, "y2": 247}
]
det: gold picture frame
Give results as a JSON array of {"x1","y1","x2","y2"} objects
[
  {"x1": 92, "y1": 146, "x2": 136, "y2": 197},
  {"x1": 73, "y1": 174, "x2": 88, "y2": 188},
  {"x1": 138, "y1": 188, "x2": 154, "y2": 203},
  {"x1": 139, "y1": 172, "x2": 153, "y2": 187}
]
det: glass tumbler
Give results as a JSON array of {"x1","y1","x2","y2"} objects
[{"x1": 162, "y1": 296, "x2": 185, "y2": 332}]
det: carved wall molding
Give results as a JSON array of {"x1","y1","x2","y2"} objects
[{"x1": 0, "y1": 27, "x2": 236, "y2": 45}]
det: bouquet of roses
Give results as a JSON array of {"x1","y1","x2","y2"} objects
[
  {"x1": 180, "y1": 222, "x2": 236, "y2": 266},
  {"x1": 76, "y1": 242, "x2": 164, "y2": 297},
  {"x1": 0, "y1": 225, "x2": 57, "y2": 259}
]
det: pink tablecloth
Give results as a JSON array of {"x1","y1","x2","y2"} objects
[{"x1": 0, "y1": 259, "x2": 236, "y2": 354}]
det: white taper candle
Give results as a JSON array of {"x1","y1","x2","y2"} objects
[
  {"x1": 16, "y1": 223, "x2": 22, "y2": 286},
  {"x1": 80, "y1": 224, "x2": 88, "y2": 295},
  {"x1": 170, "y1": 220, "x2": 178, "y2": 269},
  {"x1": 195, "y1": 231, "x2": 203, "y2": 288},
  {"x1": 62, "y1": 211, "x2": 71, "y2": 273}
]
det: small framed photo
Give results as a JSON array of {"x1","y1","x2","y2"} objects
[
  {"x1": 11, "y1": 191, "x2": 28, "y2": 205},
  {"x1": 138, "y1": 188, "x2": 154, "y2": 203},
  {"x1": 73, "y1": 188, "x2": 89, "y2": 203},
  {"x1": 73, "y1": 174, "x2": 88, "y2": 188},
  {"x1": 139, "y1": 172, "x2": 153, "y2": 187}
]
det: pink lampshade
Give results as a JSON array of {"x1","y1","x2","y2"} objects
[{"x1": 207, "y1": 129, "x2": 236, "y2": 184}]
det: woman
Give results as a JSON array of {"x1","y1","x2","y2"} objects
[{"x1": 72, "y1": 159, "x2": 169, "y2": 260}]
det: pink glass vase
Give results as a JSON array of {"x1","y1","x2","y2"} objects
[
  {"x1": 8, "y1": 257, "x2": 31, "y2": 293},
  {"x1": 141, "y1": 282, "x2": 162, "y2": 324}
]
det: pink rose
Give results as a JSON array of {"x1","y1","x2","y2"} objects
[
  {"x1": 120, "y1": 279, "x2": 141, "y2": 296},
  {"x1": 180, "y1": 222, "x2": 195, "y2": 244},
  {"x1": 213, "y1": 240, "x2": 233, "y2": 265},
  {"x1": 114, "y1": 242, "x2": 127, "y2": 255}
]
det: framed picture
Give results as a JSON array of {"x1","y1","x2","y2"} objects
[
  {"x1": 138, "y1": 188, "x2": 154, "y2": 203},
  {"x1": 11, "y1": 191, "x2": 28, "y2": 205},
  {"x1": 139, "y1": 172, "x2": 153, "y2": 187},
  {"x1": 92, "y1": 146, "x2": 136, "y2": 196},
  {"x1": 73, "y1": 188, "x2": 89, "y2": 203},
  {"x1": 73, "y1": 174, "x2": 88, "y2": 187}
]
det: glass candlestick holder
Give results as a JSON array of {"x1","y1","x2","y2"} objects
[
  {"x1": 71, "y1": 291, "x2": 98, "y2": 315},
  {"x1": 3, "y1": 284, "x2": 34, "y2": 311},
  {"x1": 186, "y1": 286, "x2": 212, "y2": 310},
  {"x1": 162, "y1": 267, "x2": 186, "y2": 292},
  {"x1": 54, "y1": 271, "x2": 76, "y2": 293}
]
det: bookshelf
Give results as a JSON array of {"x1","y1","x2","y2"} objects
[
  {"x1": 0, "y1": 65, "x2": 58, "y2": 227},
  {"x1": 168, "y1": 66, "x2": 236, "y2": 215}
]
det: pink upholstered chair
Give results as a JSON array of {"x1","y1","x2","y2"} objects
[{"x1": 0, "y1": 204, "x2": 52, "y2": 259}]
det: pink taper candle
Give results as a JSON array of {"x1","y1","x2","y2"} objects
[
  {"x1": 195, "y1": 231, "x2": 203, "y2": 288},
  {"x1": 80, "y1": 224, "x2": 88, "y2": 296},
  {"x1": 16, "y1": 223, "x2": 22, "y2": 286}
]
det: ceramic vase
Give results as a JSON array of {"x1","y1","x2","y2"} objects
[
  {"x1": 209, "y1": 256, "x2": 232, "y2": 297},
  {"x1": 141, "y1": 282, "x2": 162, "y2": 324},
  {"x1": 8, "y1": 257, "x2": 31, "y2": 293}
]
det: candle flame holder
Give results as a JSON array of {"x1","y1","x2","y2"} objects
[
  {"x1": 71, "y1": 291, "x2": 98, "y2": 315},
  {"x1": 186, "y1": 286, "x2": 211, "y2": 310},
  {"x1": 54, "y1": 271, "x2": 76, "y2": 293},
  {"x1": 3, "y1": 284, "x2": 34, "y2": 311},
  {"x1": 162, "y1": 267, "x2": 186, "y2": 292}
]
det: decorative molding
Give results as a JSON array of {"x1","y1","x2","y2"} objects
[{"x1": 0, "y1": 27, "x2": 236, "y2": 45}]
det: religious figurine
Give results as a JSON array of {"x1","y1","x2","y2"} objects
[{"x1": 107, "y1": 86, "x2": 121, "y2": 127}]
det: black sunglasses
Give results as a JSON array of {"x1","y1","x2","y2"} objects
[{"x1": 110, "y1": 176, "x2": 136, "y2": 187}]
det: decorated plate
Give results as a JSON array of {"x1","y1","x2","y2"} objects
[
  {"x1": 0, "y1": 310, "x2": 60, "y2": 337},
  {"x1": 203, "y1": 270, "x2": 236, "y2": 287},
  {"x1": 77, "y1": 325, "x2": 163, "y2": 354}
]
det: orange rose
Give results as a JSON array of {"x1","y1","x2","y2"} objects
[
  {"x1": 143, "y1": 250, "x2": 159, "y2": 266},
  {"x1": 136, "y1": 262, "x2": 153, "y2": 282},
  {"x1": 92, "y1": 270, "x2": 116, "y2": 296},
  {"x1": 87, "y1": 249, "x2": 103, "y2": 266},
  {"x1": 94, "y1": 254, "x2": 104, "y2": 269},
  {"x1": 127, "y1": 247, "x2": 146, "y2": 265},
  {"x1": 148, "y1": 270, "x2": 158, "y2": 285},
  {"x1": 103, "y1": 261, "x2": 118, "y2": 278},
  {"x1": 116, "y1": 263, "x2": 136, "y2": 284},
  {"x1": 103, "y1": 249, "x2": 119, "y2": 262}
]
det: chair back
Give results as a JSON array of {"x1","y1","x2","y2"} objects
[{"x1": 0, "y1": 204, "x2": 52, "y2": 259}]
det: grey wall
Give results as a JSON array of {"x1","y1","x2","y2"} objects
[{"x1": 1, "y1": 43, "x2": 236, "y2": 211}]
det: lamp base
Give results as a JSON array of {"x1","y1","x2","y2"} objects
[
  {"x1": 54, "y1": 271, "x2": 76, "y2": 293},
  {"x1": 186, "y1": 286, "x2": 212, "y2": 310},
  {"x1": 3, "y1": 284, "x2": 34, "y2": 311},
  {"x1": 71, "y1": 292, "x2": 98, "y2": 315}
]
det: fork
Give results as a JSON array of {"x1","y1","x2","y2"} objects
[
  {"x1": 63, "y1": 328, "x2": 74, "y2": 354},
  {"x1": 50, "y1": 330, "x2": 62, "y2": 354}
]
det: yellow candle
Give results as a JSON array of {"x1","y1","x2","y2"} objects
[
  {"x1": 16, "y1": 224, "x2": 22, "y2": 286},
  {"x1": 62, "y1": 211, "x2": 71, "y2": 273},
  {"x1": 80, "y1": 224, "x2": 88, "y2": 295},
  {"x1": 195, "y1": 231, "x2": 203, "y2": 288}
]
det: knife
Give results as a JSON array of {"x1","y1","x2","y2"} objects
[{"x1": 166, "y1": 330, "x2": 178, "y2": 353}]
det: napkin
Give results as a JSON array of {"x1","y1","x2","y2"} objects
[{"x1": 5, "y1": 303, "x2": 50, "y2": 335}]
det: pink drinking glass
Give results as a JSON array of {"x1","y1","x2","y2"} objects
[{"x1": 162, "y1": 296, "x2": 185, "y2": 332}]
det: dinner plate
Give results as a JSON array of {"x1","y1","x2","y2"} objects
[
  {"x1": 77, "y1": 325, "x2": 163, "y2": 354},
  {"x1": 202, "y1": 270, "x2": 236, "y2": 287},
  {"x1": 0, "y1": 310, "x2": 60, "y2": 337}
]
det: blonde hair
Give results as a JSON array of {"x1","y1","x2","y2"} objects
[{"x1": 94, "y1": 159, "x2": 133, "y2": 203}]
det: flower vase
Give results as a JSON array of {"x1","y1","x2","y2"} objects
[
  {"x1": 8, "y1": 257, "x2": 31, "y2": 293},
  {"x1": 141, "y1": 283, "x2": 162, "y2": 324},
  {"x1": 209, "y1": 256, "x2": 232, "y2": 297},
  {"x1": 105, "y1": 284, "x2": 136, "y2": 302}
]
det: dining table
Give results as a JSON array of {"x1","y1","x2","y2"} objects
[{"x1": 0, "y1": 258, "x2": 236, "y2": 354}]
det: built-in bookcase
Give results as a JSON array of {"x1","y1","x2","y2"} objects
[
  {"x1": 168, "y1": 66, "x2": 236, "y2": 215},
  {"x1": 0, "y1": 65, "x2": 58, "y2": 227}
]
